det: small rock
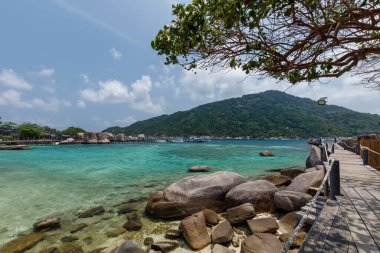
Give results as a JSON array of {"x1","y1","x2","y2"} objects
[
  {"x1": 188, "y1": 165, "x2": 212, "y2": 172},
  {"x1": 211, "y1": 220, "x2": 234, "y2": 244},
  {"x1": 117, "y1": 203, "x2": 139, "y2": 214},
  {"x1": 61, "y1": 236, "x2": 79, "y2": 243},
  {"x1": 164, "y1": 229, "x2": 181, "y2": 239},
  {"x1": 241, "y1": 233, "x2": 283, "y2": 253},
  {"x1": 280, "y1": 167, "x2": 305, "y2": 179},
  {"x1": 77, "y1": 206, "x2": 105, "y2": 218},
  {"x1": 39, "y1": 247, "x2": 61, "y2": 253},
  {"x1": 212, "y1": 244, "x2": 232, "y2": 253},
  {"x1": 33, "y1": 217, "x2": 60, "y2": 231},
  {"x1": 151, "y1": 241, "x2": 179, "y2": 253},
  {"x1": 180, "y1": 211, "x2": 211, "y2": 250},
  {"x1": 203, "y1": 209, "x2": 221, "y2": 226},
  {"x1": 106, "y1": 227, "x2": 127, "y2": 238},
  {"x1": 115, "y1": 240, "x2": 145, "y2": 253},
  {"x1": 247, "y1": 217, "x2": 279, "y2": 234},
  {"x1": 83, "y1": 236, "x2": 93, "y2": 245},
  {"x1": 259, "y1": 151, "x2": 275, "y2": 156},
  {"x1": 263, "y1": 174, "x2": 292, "y2": 187},
  {"x1": 232, "y1": 235, "x2": 240, "y2": 247},
  {"x1": 143, "y1": 237, "x2": 154, "y2": 245},
  {"x1": 123, "y1": 213, "x2": 143, "y2": 231},
  {"x1": 226, "y1": 203, "x2": 255, "y2": 224},
  {"x1": 70, "y1": 223, "x2": 88, "y2": 233},
  {"x1": 60, "y1": 243, "x2": 83, "y2": 253}
]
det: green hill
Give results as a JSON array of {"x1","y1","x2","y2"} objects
[{"x1": 104, "y1": 90, "x2": 380, "y2": 138}]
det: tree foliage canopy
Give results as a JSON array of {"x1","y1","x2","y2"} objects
[
  {"x1": 152, "y1": 0, "x2": 380, "y2": 88},
  {"x1": 18, "y1": 123, "x2": 43, "y2": 139},
  {"x1": 61, "y1": 126, "x2": 86, "y2": 136}
]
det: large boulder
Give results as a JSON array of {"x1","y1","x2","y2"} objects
[
  {"x1": 180, "y1": 212, "x2": 211, "y2": 250},
  {"x1": 247, "y1": 217, "x2": 279, "y2": 234},
  {"x1": 116, "y1": 133, "x2": 126, "y2": 142},
  {"x1": 286, "y1": 170, "x2": 324, "y2": 193},
  {"x1": 188, "y1": 165, "x2": 212, "y2": 172},
  {"x1": 275, "y1": 191, "x2": 313, "y2": 211},
  {"x1": 225, "y1": 203, "x2": 255, "y2": 224},
  {"x1": 83, "y1": 132, "x2": 98, "y2": 144},
  {"x1": 278, "y1": 211, "x2": 300, "y2": 234},
  {"x1": 96, "y1": 133, "x2": 111, "y2": 144},
  {"x1": 211, "y1": 220, "x2": 234, "y2": 244},
  {"x1": 240, "y1": 233, "x2": 283, "y2": 253},
  {"x1": 263, "y1": 174, "x2": 292, "y2": 186},
  {"x1": 306, "y1": 145, "x2": 323, "y2": 168},
  {"x1": 280, "y1": 167, "x2": 305, "y2": 179},
  {"x1": 145, "y1": 171, "x2": 246, "y2": 219},
  {"x1": 225, "y1": 180, "x2": 278, "y2": 212}
]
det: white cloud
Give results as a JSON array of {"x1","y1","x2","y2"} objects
[
  {"x1": 77, "y1": 100, "x2": 86, "y2": 109},
  {"x1": 38, "y1": 67, "x2": 55, "y2": 77},
  {"x1": 0, "y1": 69, "x2": 32, "y2": 90},
  {"x1": 0, "y1": 90, "x2": 32, "y2": 108},
  {"x1": 80, "y1": 73, "x2": 90, "y2": 84},
  {"x1": 79, "y1": 76, "x2": 164, "y2": 114},
  {"x1": 110, "y1": 48, "x2": 122, "y2": 60},
  {"x1": 116, "y1": 116, "x2": 137, "y2": 126}
]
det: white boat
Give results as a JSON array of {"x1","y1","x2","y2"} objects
[{"x1": 155, "y1": 139, "x2": 167, "y2": 143}]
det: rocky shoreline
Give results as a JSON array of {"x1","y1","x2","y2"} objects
[{"x1": 0, "y1": 145, "x2": 324, "y2": 253}]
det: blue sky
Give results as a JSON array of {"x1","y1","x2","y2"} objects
[{"x1": 0, "y1": 1, "x2": 379, "y2": 131}]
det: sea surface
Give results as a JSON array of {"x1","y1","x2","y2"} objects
[{"x1": 0, "y1": 140, "x2": 310, "y2": 246}]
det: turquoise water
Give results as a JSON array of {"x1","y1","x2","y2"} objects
[{"x1": 0, "y1": 140, "x2": 309, "y2": 243}]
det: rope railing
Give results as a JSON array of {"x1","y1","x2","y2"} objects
[
  {"x1": 360, "y1": 145, "x2": 380, "y2": 156},
  {"x1": 280, "y1": 143, "x2": 332, "y2": 253}
]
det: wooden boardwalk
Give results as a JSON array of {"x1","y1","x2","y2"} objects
[{"x1": 300, "y1": 144, "x2": 380, "y2": 253}]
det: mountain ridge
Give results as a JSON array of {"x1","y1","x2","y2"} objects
[{"x1": 104, "y1": 90, "x2": 380, "y2": 138}]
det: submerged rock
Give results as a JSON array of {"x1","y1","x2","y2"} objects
[
  {"x1": 39, "y1": 247, "x2": 61, "y2": 253},
  {"x1": 115, "y1": 240, "x2": 145, "y2": 253},
  {"x1": 225, "y1": 203, "x2": 255, "y2": 224},
  {"x1": 123, "y1": 213, "x2": 143, "y2": 231},
  {"x1": 151, "y1": 241, "x2": 179, "y2": 253},
  {"x1": 77, "y1": 206, "x2": 105, "y2": 218},
  {"x1": 33, "y1": 217, "x2": 60, "y2": 231},
  {"x1": 247, "y1": 217, "x2": 279, "y2": 234},
  {"x1": 211, "y1": 220, "x2": 234, "y2": 244},
  {"x1": 61, "y1": 235, "x2": 79, "y2": 243},
  {"x1": 60, "y1": 242, "x2": 83, "y2": 253},
  {"x1": 274, "y1": 190, "x2": 313, "y2": 211},
  {"x1": 188, "y1": 165, "x2": 212, "y2": 172},
  {"x1": 259, "y1": 151, "x2": 275, "y2": 156},
  {"x1": 106, "y1": 227, "x2": 127, "y2": 238},
  {"x1": 117, "y1": 203, "x2": 139, "y2": 214},
  {"x1": 0, "y1": 232, "x2": 45, "y2": 253},
  {"x1": 225, "y1": 180, "x2": 278, "y2": 212},
  {"x1": 180, "y1": 211, "x2": 211, "y2": 250},
  {"x1": 70, "y1": 223, "x2": 88, "y2": 234},
  {"x1": 241, "y1": 233, "x2": 283, "y2": 253},
  {"x1": 286, "y1": 170, "x2": 324, "y2": 193},
  {"x1": 145, "y1": 171, "x2": 246, "y2": 219},
  {"x1": 165, "y1": 229, "x2": 182, "y2": 239}
]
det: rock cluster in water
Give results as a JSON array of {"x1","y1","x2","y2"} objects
[{"x1": 0, "y1": 144, "x2": 324, "y2": 253}]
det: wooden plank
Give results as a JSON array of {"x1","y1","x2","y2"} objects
[
  {"x1": 299, "y1": 200, "x2": 339, "y2": 253},
  {"x1": 367, "y1": 188, "x2": 380, "y2": 202},
  {"x1": 320, "y1": 207, "x2": 352, "y2": 252},
  {"x1": 354, "y1": 187, "x2": 380, "y2": 220},
  {"x1": 336, "y1": 196, "x2": 379, "y2": 252}
]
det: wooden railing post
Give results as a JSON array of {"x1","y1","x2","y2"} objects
[
  {"x1": 331, "y1": 143, "x2": 335, "y2": 153},
  {"x1": 362, "y1": 148, "x2": 369, "y2": 165},
  {"x1": 329, "y1": 160, "x2": 340, "y2": 200},
  {"x1": 320, "y1": 145, "x2": 327, "y2": 162}
]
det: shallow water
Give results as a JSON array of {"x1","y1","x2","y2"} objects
[{"x1": 0, "y1": 140, "x2": 309, "y2": 246}]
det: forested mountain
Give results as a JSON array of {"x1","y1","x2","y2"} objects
[{"x1": 104, "y1": 90, "x2": 380, "y2": 138}]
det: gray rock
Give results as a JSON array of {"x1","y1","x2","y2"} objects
[
  {"x1": 241, "y1": 233, "x2": 283, "y2": 253},
  {"x1": 212, "y1": 244, "x2": 232, "y2": 253},
  {"x1": 226, "y1": 203, "x2": 255, "y2": 224},
  {"x1": 123, "y1": 213, "x2": 143, "y2": 231},
  {"x1": 115, "y1": 241, "x2": 144, "y2": 253},
  {"x1": 286, "y1": 170, "x2": 324, "y2": 193},
  {"x1": 83, "y1": 132, "x2": 98, "y2": 144},
  {"x1": 96, "y1": 133, "x2": 111, "y2": 144},
  {"x1": 306, "y1": 145, "x2": 323, "y2": 168},
  {"x1": 180, "y1": 211, "x2": 211, "y2": 250},
  {"x1": 203, "y1": 209, "x2": 221, "y2": 226},
  {"x1": 151, "y1": 241, "x2": 179, "y2": 253},
  {"x1": 143, "y1": 237, "x2": 154, "y2": 246},
  {"x1": 145, "y1": 171, "x2": 246, "y2": 219},
  {"x1": 280, "y1": 167, "x2": 305, "y2": 179},
  {"x1": 247, "y1": 217, "x2": 279, "y2": 234},
  {"x1": 77, "y1": 206, "x2": 105, "y2": 218},
  {"x1": 33, "y1": 217, "x2": 60, "y2": 231},
  {"x1": 278, "y1": 211, "x2": 300, "y2": 234},
  {"x1": 274, "y1": 190, "x2": 313, "y2": 211},
  {"x1": 225, "y1": 180, "x2": 278, "y2": 212},
  {"x1": 188, "y1": 165, "x2": 212, "y2": 172},
  {"x1": 211, "y1": 220, "x2": 234, "y2": 244}
]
